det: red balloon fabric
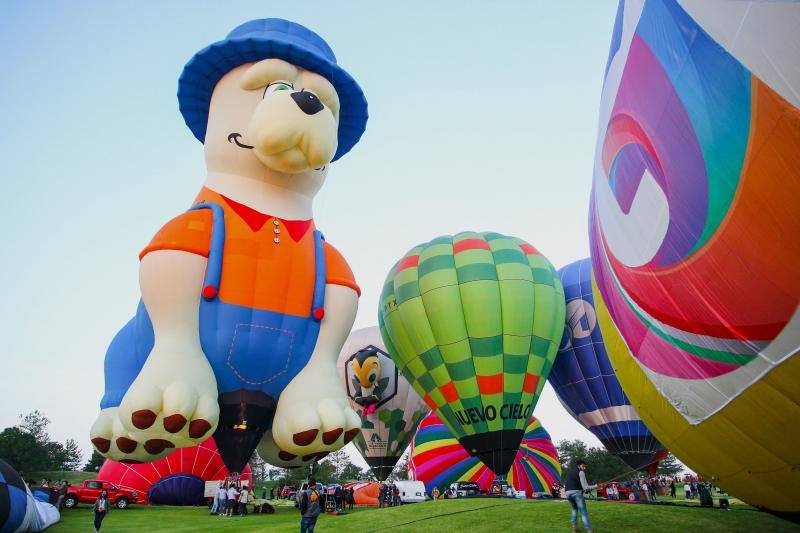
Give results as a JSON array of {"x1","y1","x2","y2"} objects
[{"x1": 97, "y1": 438, "x2": 252, "y2": 504}]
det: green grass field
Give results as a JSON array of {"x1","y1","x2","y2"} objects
[{"x1": 48, "y1": 497, "x2": 799, "y2": 532}]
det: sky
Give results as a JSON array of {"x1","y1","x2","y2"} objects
[{"x1": 0, "y1": 1, "x2": 619, "y2": 469}]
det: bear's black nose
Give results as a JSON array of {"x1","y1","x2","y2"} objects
[{"x1": 291, "y1": 90, "x2": 324, "y2": 115}]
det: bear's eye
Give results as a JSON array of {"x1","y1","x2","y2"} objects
[{"x1": 263, "y1": 81, "x2": 293, "y2": 97}]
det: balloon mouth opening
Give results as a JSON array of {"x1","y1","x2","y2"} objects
[
  {"x1": 214, "y1": 390, "x2": 276, "y2": 472},
  {"x1": 458, "y1": 429, "x2": 524, "y2": 477},
  {"x1": 364, "y1": 456, "x2": 402, "y2": 481}
]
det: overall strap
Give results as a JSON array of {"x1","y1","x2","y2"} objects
[
  {"x1": 311, "y1": 230, "x2": 326, "y2": 321},
  {"x1": 188, "y1": 202, "x2": 225, "y2": 300}
]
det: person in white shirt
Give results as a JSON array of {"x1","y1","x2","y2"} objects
[
  {"x1": 238, "y1": 485, "x2": 249, "y2": 516},
  {"x1": 226, "y1": 485, "x2": 239, "y2": 516}
]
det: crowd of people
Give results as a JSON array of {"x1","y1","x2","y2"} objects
[
  {"x1": 377, "y1": 481, "x2": 401, "y2": 507},
  {"x1": 209, "y1": 472, "x2": 251, "y2": 517}
]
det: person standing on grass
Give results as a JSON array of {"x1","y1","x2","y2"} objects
[
  {"x1": 92, "y1": 489, "x2": 110, "y2": 532},
  {"x1": 56, "y1": 482, "x2": 67, "y2": 510},
  {"x1": 226, "y1": 483, "x2": 238, "y2": 516},
  {"x1": 433, "y1": 486, "x2": 440, "y2": 500},
  {"x1": 210, "y1": 482, "x2": 221, "y2": 514},
  {"x1": 670, "y1": 479, "x2": 676, "y2": 498},
  {"x1": 216, "y1": 483, "x2": 227, "y2": 516},
  {"x1": 239, "y1": 484, "x2": 249, "y2": 516},
  {"x1": 298, "y1": 477, "x2": 322, "y2": 533},
  {"x1": 564, "y1": 460, "x2": 597, "y2": 533}
]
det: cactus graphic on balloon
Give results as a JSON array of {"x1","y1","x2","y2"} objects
[{"x1": 379, "y1": 231, "x2": 565, "y2": 477}]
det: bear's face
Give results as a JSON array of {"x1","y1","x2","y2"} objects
[{"x1": 205, "y1": 58, "x2": 339, "y2": 195}]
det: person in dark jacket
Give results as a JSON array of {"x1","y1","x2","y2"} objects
[
  {"x1": 92, "y1": 489, "x2": 110, "y2": 532},
  {"x1": 298, "y1": 478, "x2": 322, "y2": 533},
  {"x1": 346, "y1": 487, "x2": 355, "y2": 510},
  {"x1": 564, "y1": 460, "x2": 596, "y2": 533}
]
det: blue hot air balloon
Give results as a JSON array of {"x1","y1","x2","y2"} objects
[{"x1": 549, "y1": 259, "x2": 663, "y2": 471}]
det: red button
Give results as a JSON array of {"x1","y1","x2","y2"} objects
[
  {"x1": 202, "y1": 285, "x2": 217, "y2": 300},
  {"x1": 313, "y1": 308, "x2": 325, "y2": 320}
]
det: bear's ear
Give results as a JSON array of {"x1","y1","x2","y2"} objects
[{"x1": 240, "y1": 58, "x2": 299, "y2": 91}]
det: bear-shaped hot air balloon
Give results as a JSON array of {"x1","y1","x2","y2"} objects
[
  {"x1": 549, "y1": 259, "x2": 663, "y2": 471},
  {"x1": 89, "y1": 18, "x2": 368, "y2": 473},
  {"x1": 337, "y1": 327, "x2": 430, "y2": 480},
  {"x1": 379, "y1": 232, "x2": 565, "y2": 478},
  {"x1": 589, "y1": 0, "x2": 800, "y2": 513}
]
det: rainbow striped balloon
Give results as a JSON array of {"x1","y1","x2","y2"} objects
[{"x1": 409, "y1": 412, "x2": 561, "y2": 497}]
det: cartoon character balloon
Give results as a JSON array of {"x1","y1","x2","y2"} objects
[
  {"x1": 98, "y1": 438, "x2": 252, "y2": 505},
  {"x1": 590, "y1": 0, "x2": 800, "y2": 513},
  {"x1": 337, "y1": 327, "x2": 430, "y2": 480},
  {"x1": 409, "y1": 412, "x2": 561, "y2": 498},
  {"x1": 550, "y1": 259, "x2": 663, "y2": 471},
  {"x1": 379, "y1": 232, "x2": 565, "y2": 477},
  {"x1": 90, "y1": 18, "x2": 368, "y2": 473}
]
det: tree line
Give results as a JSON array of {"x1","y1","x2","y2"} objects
[{"x1": 0, "y1": 411, "x2": 83, "y2": 474}]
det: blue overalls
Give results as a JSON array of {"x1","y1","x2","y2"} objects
[{"x1": 100, "y1": 202, "x2": 326, "y2": 410}]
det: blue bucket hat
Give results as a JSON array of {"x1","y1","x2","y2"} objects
[{"x1": 178, "y1": 18, "x2": 368, "y2": 162}]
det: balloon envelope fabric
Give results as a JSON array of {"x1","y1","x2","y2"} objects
[
  {"x1": 1, "y1": 458, "x2": 31, "y2": 533},
  {"x1": 589, "y1": 0, "x2": 800, "y2": 512},
  {"x1": 409, "y1": 412, "x2": 560, "y2": 498},
  {"x1": 380, "y1": 232, "x2": 565, "y2": 477},
  {"x1": 550, "y1": 258, "x2": 662, "y2": 471},
  {"x1": 97, "y1": 438, "x2": 252, "y2": 504},
  {"x1": 342, "y1": 481, "x2": 381, "y2": 506},
  {"x1": 337, "y1": 326, "x2": 430, "y2": 481}
]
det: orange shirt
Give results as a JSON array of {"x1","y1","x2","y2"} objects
[{"x1": 140, "y1": 187, "x2": 359, "y2": 317}]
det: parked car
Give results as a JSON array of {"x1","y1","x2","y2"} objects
[
  {"x1": 64, "y1": 480, "x2": 139, "y2": 509},
  {"x1": 597, "y1": 483, "x2": 634, "y2": 500},
  {"x1": 287, "y1": 481, "x2": 325, "y2": 505},
  {"x1": 279, "y1": 486, "x2": 298, "y2": 499}
]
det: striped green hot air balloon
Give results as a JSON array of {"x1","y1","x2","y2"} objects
[{"x1": 378, "y1": 232, "x2": 565, "y2": 476}]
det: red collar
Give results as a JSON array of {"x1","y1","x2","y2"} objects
[{"x1": 221, "y1": 195, "x2": 312, "y2": 241}]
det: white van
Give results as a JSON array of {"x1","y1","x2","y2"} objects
[{"x1": 394, "y1": 481, "x2": 427, "y2": 503}]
